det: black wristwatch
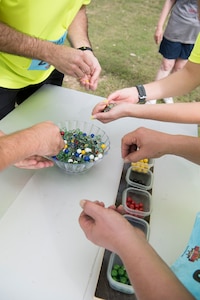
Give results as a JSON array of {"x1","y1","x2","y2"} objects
[
  {"x1": 77, "y1": 46, "x2": 93, "y2": 52},
  {"x1": 136, "y1": 85, "x2": 146, "y2": 104}
]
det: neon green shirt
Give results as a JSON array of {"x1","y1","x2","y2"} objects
[
  {"x1": 0, "y1": 0, "x2": 91, "y2": 88},
  {"x1": 189, "y1": 33, "x2": 200, "y2": 64}
]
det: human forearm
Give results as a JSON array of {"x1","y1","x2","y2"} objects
[
  {"x1": 0, "y1": 21, "x2": 57, "y2": 62},
  {"x1": 119, "y1": 236, "x2": 194, "y2": 300},
  {"x1": 128, "y1": 102, "x2": 200, "y2": 124},
  {"x1": 92, "y1": 100, "x2": 200, "y2": 124},
  {"x1": 67, "y1": 6, "x2": 91, "y2": 48},
  {"x1": 67, "y1": 5, "x2": 101, "y2": 90},
  {"x1": 156, "y1": 0, "x2": 175, "y2": 29},
  {"x1": 0, "y1": 21, "x2": 96, "y2": 80},
  {"x1": 0, "y1": 122, "x2": 64, "y2": 171},
  {"x1": 143, "y1": 62, "x2": 200, "y2": 101},
  {"x1": 121, "y1": 127, "x2": 200, "y2": 165},
  {"x1": 164, "y1": 134, "x2": 200, "y2": 165},
  {"x1": 79, "y1": 201, "x2": 194, "y2": 299},
  {"x1": 105, "y1": 61, "x2": 200, "y2": 109},
  {"x1": 0, "y1": 128, "x2": 41, "y2": 170}
]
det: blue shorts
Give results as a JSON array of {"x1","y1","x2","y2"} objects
[{"x1": 159, "y1": 37, "x2": 194, "y2": 60}]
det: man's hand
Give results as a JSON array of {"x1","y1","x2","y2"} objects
[
  {"x1": 50, "y1": 46, "x2": 101, "y2": 90},
  {"x1": 13, "y1": 121, "x2": 64, "y2": 169},
  {"x1": 14, "y1": 155, "x2": 54, "y2": 169},
  {"x1": 79, "y1": 50, "x2": 101, "y2": 90},
  {"x1": 29, "y1": 121, "x2": 64, "y2": 157},
  {"x1": 79, "y1": 200, "x2": 144, "y2": 254}
]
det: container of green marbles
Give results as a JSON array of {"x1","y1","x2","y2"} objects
[{"x1": 49, "y1": 120, "x2": 110, "y2": 174}]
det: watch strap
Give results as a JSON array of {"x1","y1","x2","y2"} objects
[
  {"x1": 78, "y1": 46, "x2": 93, "y2": 52},
  {"x1": 136, "y1": 85, "x2": 146, "y2": 104}
]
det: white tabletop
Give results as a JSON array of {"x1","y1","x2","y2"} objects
[{"x1": 0, "y1": 85, "x2": 200, "y2": 300}]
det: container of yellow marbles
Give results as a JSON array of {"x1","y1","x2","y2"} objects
[{"x1": 131, "y1": 158, "x2": 154, "y2": 173}]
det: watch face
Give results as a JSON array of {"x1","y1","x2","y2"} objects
[{"x1": 139, "y1": 98, "x2": 146, "y2": 104}]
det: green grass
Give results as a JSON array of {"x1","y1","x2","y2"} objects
[{"x1": 63, "y1": 0, "x2": 200, "y2": 103}]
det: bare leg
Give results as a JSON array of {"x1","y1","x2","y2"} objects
[
  {"x1": 146, "y1": 57, "x2": 175, "y2": 104},
  {"x1": 163, "y1": 58, "x2": 188, "y2": 103}
]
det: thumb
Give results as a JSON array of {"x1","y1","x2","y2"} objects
[
  {"x1": 80, "y1": 199, "x2": 104, "y2": 219},
  {"x1": 124, "y1": 150, "x2": 147, "y2": 163}
]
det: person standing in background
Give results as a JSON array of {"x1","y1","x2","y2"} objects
[{"x1": 147, "y1": 0, "x2": 200, "y2": 104}]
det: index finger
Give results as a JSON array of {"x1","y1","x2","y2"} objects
[
  {"x1": 107, "y1": 90, "x2": 121, "y2": 102},
  {"x1": 121, "y1": 134, "x2": 137, "y2": 159},
  {"x1": 89, "y1": 64, "x2": 101, "y2": 88},
  {"x1": 80, "y1": 200, "x2": 105, "y2": 219}
]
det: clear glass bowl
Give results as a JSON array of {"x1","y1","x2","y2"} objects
[{"x1": 49, "y1": 120, "x2": 110, "y2": 174}]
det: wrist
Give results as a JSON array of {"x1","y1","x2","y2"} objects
[
  {"x1": 117, "y1": 227, "x2": 146, "y2": 258},
  {"x1": 125, "y1": 103, "x2": 136, "y2": 117},
  {"x1": 24, "y1": 127, "x2": 40, "y2": 155},
  {"x1": 43, "y1": 41, "x2": 58, "y2": 64}
]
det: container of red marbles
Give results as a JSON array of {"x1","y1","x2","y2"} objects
[{"x1": 122, "y1": 187, "x2": 152, "y2": 218}]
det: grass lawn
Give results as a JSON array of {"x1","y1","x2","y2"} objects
[{"x1": 63, "y1": 0, "x2": 200, "y2": 104}]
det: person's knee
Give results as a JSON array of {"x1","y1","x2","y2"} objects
[
  {"x1": 160, "y1": 59, "x2": 175, "y2": 72},
  {"x1": 173, "y1": 59, "x2": 187, "y2": 73}
]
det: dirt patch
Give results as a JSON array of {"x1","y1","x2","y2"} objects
[{"x1": 62, "y1": 75, "x2": 81, "y2": 90}]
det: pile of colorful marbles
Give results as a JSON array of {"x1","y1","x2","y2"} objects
[
  {"x1": 103, "y1": 103, "x2": 117, "y2": 112},
  {"x1": 52, "y1": 128, "x2": 107, "y2": 164}
]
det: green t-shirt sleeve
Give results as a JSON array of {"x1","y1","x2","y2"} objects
[{"x1": 189, "y1": 33, "x2": 200, "y2": 64}]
